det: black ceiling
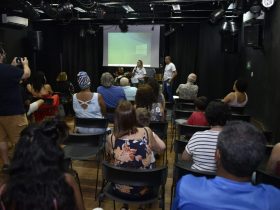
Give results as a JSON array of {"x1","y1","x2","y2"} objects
[{"x1": 0, "y1": 0, "x2": 250, "y2": 24}]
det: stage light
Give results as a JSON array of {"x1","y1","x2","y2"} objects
[
  {"x1": 19, "y1": 1, "x2": 40, "y2": 20},
  {"x1": 250, "y1": 1, "x2": 262, "y2": 15},
  {"x1": 172, "y1": 4, "x2": 181, "y2": 13},
  {"x1": 262, "y1": 0, "x2": 275, "y2": 8},
  {"x1": 58, "y1": 2, "x2": 74, "y2": 15},
  {"x1": 221, "y1": 20, "x2": 230, "y2": 32},
  {"x1": 40, "y1": 1, "x2": 58, "y2": 18},
  {"x1": 164, "y1": 26, "x2": 175, "y2": 36},
  {"x1": 122, "y1": 5, "x2": 134, "y2": 13},
  {"x1": 74, "y1": 7, "x2": 87, "y2": 13},
  {"x1": 229, "y1": 20, "x2": 238, "y2": 34},
  {"x1": 119, "y1": 20, "x2": 128, "y2": 32},
  {"x1": 221, "y1": 20, "x2": 239, "y2": 35},
  {"x1": 210, "y1": 8, "x2": 225, "y2": 24}
]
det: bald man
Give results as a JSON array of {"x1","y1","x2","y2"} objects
[{"x1": 120, "y1": 77, "x2": 137, "y2": 101}]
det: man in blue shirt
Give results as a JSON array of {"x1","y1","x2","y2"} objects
[
  {"x1": 172, "y1": 121, "x2": 280, "y2": 210},
  {"x1": 120, "y1": 77, "x2": 137, "y2": 102}
]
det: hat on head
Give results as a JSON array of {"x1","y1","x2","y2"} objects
[
  {"x1": 77, "y1": 71, "x2": 91, "y2": 89},
  {"x1": 187, "y1": 73, "x2": 197, "y2": 83}
]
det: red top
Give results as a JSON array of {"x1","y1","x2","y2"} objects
[{"x1": 187, "y1": 111, "x2": 208, "y2": 126}]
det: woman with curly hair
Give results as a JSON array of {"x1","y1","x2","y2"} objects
[{"x1": 0, "y1": 119, "x2": 85, "y2": 210}]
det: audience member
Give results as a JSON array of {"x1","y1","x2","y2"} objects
[
  {"x1": 145, "y1": 67, "x2": 156, "y2": 79},
  {"x1": 0, "y1": 46, "x2": 30, "y2": 172},
  {"x1": 176, "y1": 73, "x2": 198, "y2": 100},
  {"x1": 266, "y1": 143, "x2": 280, "y2": 176},
  {"x1": 106, "y1": 101, "x2": 165, "y2": 209},
  {"x1": 187, "y1": 96, "x2": 208, "y2": 126},
  {"x1": 131, "y1": 60, "x2": 146, "y2": 87},
  {"x1": 27, "y1": 71, "x2": 59, "y2": 122},
  {"x1": 0, "y1": 120, "x2": 85, "y2": 210},
  {"x1": 223, "y1": 78, "x2": 248, "y2": 107},
  {"x1": 146, "y1": 77, "x2": 166, "y2": 110},
  {"x1": 163, "y1": 56, "x2": 177, "y2": 103},
  {"x1": 54, "y1": 71, "x2": 75, "y2": 96},
  {"x1": 173, "y1": 121, "x2": 280, "y2": 210},
  {"x1": 114, "y1": 67, "x2": 125, "y2": 86},
  {"x1": 97, "y1": 72, "x2": 126, "y2": 109},
  {"x1": 135, "y1": 84, "x2": 164, "y2": 121},
  {"x1": 119, "y1": 77, "x2": 137, "y2": 101},
  {"x1": 73, "y1": 71, "x2": 106, "y2": 134},
  {"x1": 182, "y1": 101, "x2": 230, "y2": 172}
]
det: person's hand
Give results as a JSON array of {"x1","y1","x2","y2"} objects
[
  {"x1": 11, "y1": 57, "x2": 18, "y2": 66},
  {"x1": 21, "y1": 57, "x2": 29, "y2": 66}
]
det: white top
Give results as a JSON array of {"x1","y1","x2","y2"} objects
[
  {"x1": 228, "y1": 92, "x2": 248, "y2": 107},
  {"x1": 185, "y1": 130, "x2": 220, "y2": 172},
  {"x1": 131, "y1": 67, "x2": 146, "y2": 84},
  {"x1": 163, "y1": 62, "x2": 176, "y2": 81}
]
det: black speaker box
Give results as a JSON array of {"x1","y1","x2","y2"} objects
[
  {"x1": 244, "y1": 23, "x2": 263, "y2": 48},
  {"x1": 29, "y1": 31, "x2": 43, "y2": 51},
  {"x1": 221, "y1": 33, "x2": 239, "y2": 53}
]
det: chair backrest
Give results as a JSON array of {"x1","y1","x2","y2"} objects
[
  {"x1": 64, "y1": 133, "x2": 104, "y2": 147},
  {"x1": 175, "y1": 98, "x2": 194, "y2": 104},
  {"x1": 177, "y1": 124, "x2": 210, "y2": 139},
  {"x1": 176, "y1": 103, "x2": 195, "y2": 111},
  {"x1": 75, "y1": 117, "x2": 108, "y2": 130},
  {"x1": 174, "y1": 140, "x2": 188, "y2": 162},
  {"x1": 149, "y1": 121, "x2": 168, "y2": 139},
  {"x1": 102, "y1": 161, "x2": 168, "y2": 187},
  {"x1": 229, "y1": 114, "x2": 251, "y2": 122},
  {"x1": 229, "y1": 106, "x2": 245, "y2": 115},
  {"x1": 174, "y1": 110, "x2": 193, "y2": 120},
  {"x1": 174, "y1": 163, "x2": 216, "y2": 185},
  {"x1": 255, "y1": 169, "x2": 280, "y2": 188}
]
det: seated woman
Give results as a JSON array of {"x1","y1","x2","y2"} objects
[
  {"x1": 187, "y1": 96, "x2": 208, "y2": 126},
  {"x1": 146, "y1": 77, "x2": 165, "y2": 111},
  {"x1": 27, "y1": 71, "x2": 59, "y2": 122},
  {"x1": 97, "y1": 72, "x2": 126, "y2": 109},
  {"x1": 176, "y1": 73, "x2": 198, "y2": 100},
  {"x1": 73, "y1": 71, "x2": 106, "y2": 134},
  {"x1": 182, "y1": 101, "x2": 230, "y2": 172},
  {"x1": 0, "y1": 120, "x2": 85, "y2": 210},
  {"x1": 106, "y1": 101, "x2": 165, "y2": 209},
  {"x1": 266, "y1": 143, "x2": 280, "y2": 176},
  {"x1": 135, "y1": 84, "x2": 164, "y2": 122},
  {"x1": 223, "y1": 78, "x2": 248, "y2": 107}
]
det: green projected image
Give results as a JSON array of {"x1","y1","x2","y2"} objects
[{"x1": 108, "y1": 32, "x2": 152, "y2": 65}]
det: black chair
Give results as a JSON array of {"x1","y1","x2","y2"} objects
[
  {"x1": 171, "y1": 123, "x2": 210, "y2": 152},
  {"x1": 170, "y1": 163, "x2": 216, "y2": 208},
  {"x1": 74, "y1": 117, "x2": 109, "y2": 134},
  {"x1": 172, "y1": 110, "x2": 193, "y2": 140},
  {"x1": 63, "y1": 133, "x2": 106, "y2": 199},
  {"x1": 106, "y1": 107, "x2": 116, "y2": 123},
  {"x1": 229, "y1": 106, "x2": 245, "y2": 115},
  {"x1": 149, "y1": 121, "x2": 168, "y2": 165},
  {"x1": 173, "y1": 139, "x2": 188, "y2": 163},
  {"x1": 99, "y1": 162, "x2": 168, "y2": 210},
  {"x1": 176, "y1": 102, "x2": 195, "y2": 111},
  {"x1": 255, "y1": 169, "x2": 280, "y2": 188},
  {"x1": 174, "y1": 98, "x2": 194, "y2": 104},
  {"x1": 229, "y1": 114, "x2": 251, "y2": 122}
]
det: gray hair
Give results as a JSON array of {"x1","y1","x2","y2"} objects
[{"x1": 100, "y1": 72, "x2": 114, "y2": 87}]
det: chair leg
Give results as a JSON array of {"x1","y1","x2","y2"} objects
[
  {"x1": 95, "y1": 158, "x2": 100, "y2": 200},
  {"x1": 113, "y1": 200, "x2": 116, "y2": 210},
  {"x1": 170, "y1": 183, "x2": 174, "y2": 210}
]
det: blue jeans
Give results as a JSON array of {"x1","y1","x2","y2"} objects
[{"x1": 163, "y1": 80, "x2": 174, "y2": 103}]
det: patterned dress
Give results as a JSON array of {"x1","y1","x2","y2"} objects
[{"x1": 110, "y1": 129, "x2": 154, "y2": 198}]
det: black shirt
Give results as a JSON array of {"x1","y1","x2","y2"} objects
[{"x1": 0, "y1": 63, "x2": 25, "y2": 115}]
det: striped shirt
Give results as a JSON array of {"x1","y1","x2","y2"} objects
[{"x1": 185, "y1": 130, "x2": 220, "y2": 172}]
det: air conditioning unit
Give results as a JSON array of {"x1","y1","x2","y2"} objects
[{"x1": 1, "y1": 14, "x2": 28, "y2": 27}]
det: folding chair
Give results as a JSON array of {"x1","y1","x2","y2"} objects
[
  {"x1": 149, "y1": 121, "x2": 168, "y2": 165},
  {"x1": 254, "y1": 169, "x2": 280, "y2": 188},
  {"x1": 170, "y1": 163, "x2": 216, "y2": 208},
  {"x1": 99, "y1": 162, "x2": 168, "y2": 210},
  {"x1": 229, "y1": 114, "x2": 251, "y2": 122},
  {"x1": 63, "y1": 133, "x2": 106, "y2": 199},
  {"x1": 229, "y1": 106, "x2": 245, "y2": 115},
  {"x1": 171, "y1": 110, "x2": 193, "y2": 142},
  {"x1": 74, "y1": 117, "x2": 109, "y2": 134}
]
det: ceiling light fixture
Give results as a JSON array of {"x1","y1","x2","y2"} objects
[
  {"x1": 40, "y1": 1, "x2": 58, "y2": 18},
  {"x1": 172, "y1": 4, "x2": 181, "y2": 11},
  {"x1": 122, "y1": 5, "x2": 134, "y2": 13},
  {"x1": 210, "y1": 8, "x2": 225, "y2": 24},
  {"x1": 74, "y1": 7, "x2": 87, "y2": 13},
  {"x1": 262, "y1": 0, "x2": 275, "y2": 8}
]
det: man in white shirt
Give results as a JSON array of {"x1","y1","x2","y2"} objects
[{"x1": 163, "y1": 56, "x2": 177, "y2": 103}]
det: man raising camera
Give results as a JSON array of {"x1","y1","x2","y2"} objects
[{"x1": 0, "y1": 46, "x2": 31, "y2": 172}]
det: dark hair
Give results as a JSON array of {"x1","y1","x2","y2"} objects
[
  {"x1": 146, "y1": 78, "x2": 159, "y2": 102},
  {"x1": 114, "y1": 100, "x2": 137, "y2": 138},
  {"x1": 135, "y1": 84, "x2": 154, "y2": 110},
  {"x1": 2, "y1": 120, "x2": 76, "y2": 210},
  {"x1": 138, "y1": 60, "x2": 143, "y2": 67},
  {"x1": 235, "y1": 78, "x2": 248, "y2": 92},
  {"x1": 217, "y1": 121, "x2": 266, "y2": 177},
  {"x1": 31, "y1": 71, "x2": 47, "y2": 92},
  {"x1": 194, "y1": 96, "x2": 208, "y2": 111},
  {"x1": 205, "y1": 101, "x2": 230, "y2": 126}
]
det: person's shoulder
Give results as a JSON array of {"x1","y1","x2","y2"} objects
[
  {"x1": 179, "y1": 174, "x2": 206, "y2": 189},
  {"x1": 64, "y1": 173, "x2": 77, "y2": 187}
]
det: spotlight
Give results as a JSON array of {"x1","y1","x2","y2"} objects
[
  {"x1": 220, "y1": 20, "x2": 239, "y2": 35},
  {"x1": 229, "y1": 20, "x2": 238, "y2": 34},
  {"x1": 164, "y1": 26, "x2": 175, "y2": 36},
  {"x1": 119, "y1": 20, "x2": 128, "y2": 32},
  {"x1": 262, "y1": 0, "x2": 275, "y2": 8},
  {"x1": 250, "y1": 1, "x2": 262, "y2": 15},
  {"x1": 19, "y1": 0, "x2": 40, "y2": 20},
  {"x1": 210, "y1": 8, "x2": 225, "y2": 24},
  {"x1": 221, "y1": 20, "x2": 230, "y2": 32},
  {"x1": 58, "y1": 2, "x2": 74, "y2": 15},
  {"x1": 40, "y1": 1, "x2": 58, "y2": 18}
]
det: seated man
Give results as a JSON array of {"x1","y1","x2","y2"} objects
[
  {"x1": 173, "y1": 121, "x2": 280, "y2": 210},
  {"x1": 176, "y1": 73, "x2": 198, "y2": 100},
  {"x1": 120, "y1": 77, "x2": 137, "y2": 101}
]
